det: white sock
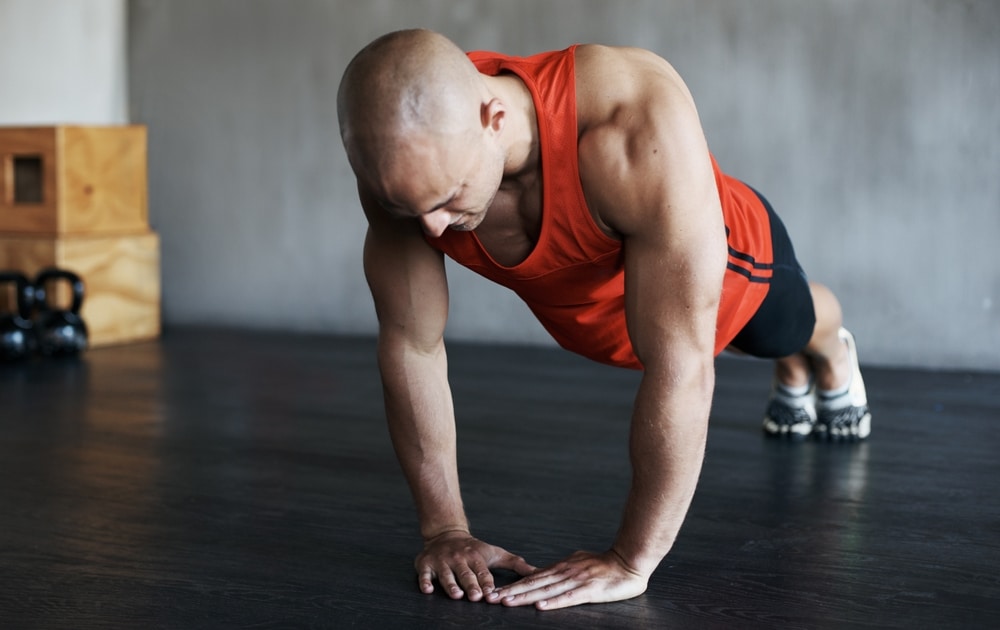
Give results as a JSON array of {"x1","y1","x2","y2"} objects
[
  {"x1": 818, "y1": 374, "x2": 852, "y2": 409},
  {"x1": 774, "y1": 381, "x2": 811, "y2": 406}
]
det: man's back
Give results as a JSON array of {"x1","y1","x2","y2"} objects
[{"x1": 427, "y1": 44, "x2": 773, "y2": 365}]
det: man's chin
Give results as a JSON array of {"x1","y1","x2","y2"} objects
[{"x1": 449, "y1": 219, "x2": 482, "y2": 232}]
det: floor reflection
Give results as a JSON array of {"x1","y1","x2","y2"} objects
[{"x1": 766, "y1": 440, "x2": 871, "y2": 509}]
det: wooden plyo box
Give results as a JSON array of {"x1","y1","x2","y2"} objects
[
  {"x1": 0, "y1": 232, "x2": 161, "y2": 347},
  {"x1": 0, "y1": 126, "x2": 148, "y2": 235}
]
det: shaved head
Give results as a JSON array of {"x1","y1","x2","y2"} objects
[{"x1": 338, "y1": 30, "x2": 487, "y2": 183}]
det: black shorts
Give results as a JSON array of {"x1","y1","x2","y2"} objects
[{"x1": 728, "y1": 187, "x2": 816, "y2": 359}]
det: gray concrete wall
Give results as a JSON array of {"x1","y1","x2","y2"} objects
[
  {"x1": 0, "y1": 0, "x2": 128, "y2": 124},
  {"x1": 127, "y1": 0, "x2": 1000, "y2": 371}
]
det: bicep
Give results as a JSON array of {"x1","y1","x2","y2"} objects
[
  {"x1": 622, "y1": 176, "x2": 725, "y2": 367},
  {"x1": 606, "y1": 102, "x2": 727, "y2": 366},
  {"x1": 360, "y1": 185, "x2": 449, "y2": 351}
]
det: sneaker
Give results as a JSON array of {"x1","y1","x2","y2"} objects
[
  {"x1": 814, "y1": 328, "x2": 871, "y2": 442},
  {"x1": 762, "y1": 381, "x2": 816, "y2": 439}
]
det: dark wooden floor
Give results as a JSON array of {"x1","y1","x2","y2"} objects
[{"x1": 1, "y1": 327, "x2": 998, "y2": 629}]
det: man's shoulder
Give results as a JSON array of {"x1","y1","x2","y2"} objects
[
  {"x1": 574, "y1": 46, "x2": 710, "y2": 237},
  {"x1": 578, "y1": 45, "x2": 683, "y2": 92},
  {"x1": 574, "y1": 45, "x2": 694, "y2": 150},
  {"x1": 573, "y1": 45, "x2": 674, "y2": 84}
]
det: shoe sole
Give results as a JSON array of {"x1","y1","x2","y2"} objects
[
  {"x1": 763, "y1": 418, "x2": 815, "y2": 440},
  {"x1": 814, "y1": 410, "x2": 871, "y2": 442}
]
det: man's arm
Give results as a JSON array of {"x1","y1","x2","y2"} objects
[
  {"x1": 362, "y1": 184, "x2": 462, "y2": 538},
  {"x1": 360, "y1": 185, "x2": 535, "y2": 601},
  {"x1": 610, "y1": 136, "x2": 722, "y2": 580},
  {"x1": 489, "y1": 47, "x2": 726, "y2": 609}
]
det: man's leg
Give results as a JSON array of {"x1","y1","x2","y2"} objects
[
  {"x1": 773, "y1": 282, "x2": 871, "y2": 441},
  {"x1": 775, "y1": 282, "x2": 845, "y2": 390},
  {"x1": 731, "y1": 185, "x2": 871, "y2": 441}
]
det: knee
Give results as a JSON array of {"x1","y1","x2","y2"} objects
[{"x1": 808, "y1": 282, "x2": 844, "y2": 331}]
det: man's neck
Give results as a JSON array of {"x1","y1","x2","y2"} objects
[{"x1": 485, "y1": 73, "x2": 539, "y2": 187}]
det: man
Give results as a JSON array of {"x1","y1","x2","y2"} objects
[{"x1": 337, "y1": 29, "x2": 871, "y2": 611}]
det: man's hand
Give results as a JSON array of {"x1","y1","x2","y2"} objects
[
  {"x1": 485, "y1": 549, "x2": 648, "y2": 610},
  {"x1": 416, "y1": 531, "x2": 537, "y2": 601}
]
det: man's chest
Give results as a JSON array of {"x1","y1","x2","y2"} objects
[
  {"x1": 474, "y1": 182, "x2": 543, "y2": 267},
  {"x1": 473, "y1": 170, "x2": 618, "y2": 267}
]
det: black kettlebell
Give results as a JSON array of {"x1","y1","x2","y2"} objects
[
  {"x1": 0, "y1": 271, "x2": 36, "y2": 362},
  {"x1": 33, "y1": 268, "x2": 88, "y2": 357}
]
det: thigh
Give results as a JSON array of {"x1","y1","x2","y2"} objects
[{"x1": 729, "y1": 188, "x2": 816, "y2": 359}]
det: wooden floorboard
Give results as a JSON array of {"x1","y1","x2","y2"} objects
[{"x1": 1, "y1": 327, "x2": 997, "y2": 629}]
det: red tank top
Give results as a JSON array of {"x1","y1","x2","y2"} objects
[{"x1": 427, "y1": 46, "x2": 772, "y2": 369}]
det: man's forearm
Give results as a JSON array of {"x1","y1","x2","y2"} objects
[
  {"x1": 612, "y1": 360, "x2": 714, "y2": 576},
  {"x1": 378, "y1": 335, "x2": 469, "y2": 539}
]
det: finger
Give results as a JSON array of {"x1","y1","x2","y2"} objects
[
  {"x1": 454, "y1": 562, "x2": 487, "y2": 602},
  {"x1": 486, "y1": 552, "x2": 538, "y2": 604},
  {"x1": 495, "y1": 551, "x2": 538, "y2": 577},
  {"x1": 435, "y1": 565, "x2": 465, "y2": 600},
  {"x1": 417, "y1": 567, "x2": 435, "y2": 594},
  {"x1": 502, "y1": 574, "x2": 576, "y2": 608},
  {"x1": 490, "y1": 568, "x2": 567, "y2": 607},
  {"x1": 534, "y1": 583, "x2": 592, "y2": 610},
  {"x1": 469, "y1": 559, "x2": 496, "y2": 597}
]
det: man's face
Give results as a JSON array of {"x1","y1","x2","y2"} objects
[{"x1": 370, "y1": 129, "x2": 504, "y2": 238}]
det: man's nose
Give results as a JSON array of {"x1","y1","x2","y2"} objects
[{"x1": 419, "y1": 210, "x2": 450, "y2": 238}]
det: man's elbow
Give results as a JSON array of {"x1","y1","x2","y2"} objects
[{"x1": 640, "y1": 346, "x2": 715, "y2": 398}]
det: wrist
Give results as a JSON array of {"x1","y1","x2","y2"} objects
[
  {"x1": 610, "y1": 541, "x2": 664, "y2": 578},
  {"x1": 421, "y1": 524, "x2": 470, "y2": 543}
]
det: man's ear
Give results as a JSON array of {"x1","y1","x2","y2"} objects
[{"x1": 481, "y1": 98, "x2": 506, "y2": 134}]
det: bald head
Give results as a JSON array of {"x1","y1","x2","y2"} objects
[{"x1": 338, "y1": 30, "x2": 486, "y2": 180}]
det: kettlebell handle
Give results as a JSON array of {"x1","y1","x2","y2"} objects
[
  {"x1": 0, "y1": 271, "x2": 35, "y2": 320},
  {"x1": 33, "y1": 268, "x2": 85, "y2": 314}
]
